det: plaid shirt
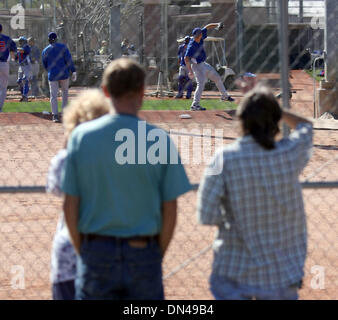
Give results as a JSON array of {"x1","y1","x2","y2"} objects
[{"x1": 197, "y1": 123, "x2": 313, "y2": 290}]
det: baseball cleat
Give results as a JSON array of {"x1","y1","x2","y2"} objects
[
  {"x1": 221, "y1": 96, "x2": 235, "y2": 102},
  {"x1": 52, "y1": 114, "x2": 60, "y2": 123},
  {"x1": 190, "y1": 105, "x2": 206, "y2": 111},
  {"x1": 175, "y1": 94, "x2": 183, "y2": 99},
  {"x1": 20, "y1": 96, "x2": 29, "y2": 102}
]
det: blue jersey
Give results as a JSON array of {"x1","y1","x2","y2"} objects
[
  {"x1": 42, "y1": 43, "x2": 76, "y2": 81},
  {"x1": 178, "y1": 44, "x2": 188, "y2": 66},
  {"x1": 17, "y1": 44, "x2": 31, "y2": 64},
  {"x1": 0, "y1": 34, "x2": 17, "y2": 62},
  {"x1": 185, "y1": 28, "x2": 208, "y2": 64}
]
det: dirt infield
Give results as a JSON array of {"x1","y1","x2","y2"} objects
[{"x1": 0, "y1": 70, "x2": 337, "y2": 300}]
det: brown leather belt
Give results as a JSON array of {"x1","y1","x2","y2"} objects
[{"x1": 83, "y1": 234, "x2": 158, "y2": 243}]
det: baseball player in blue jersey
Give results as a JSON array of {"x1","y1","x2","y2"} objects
[
  {"x1": 176, "y1": 36, "x2": 193, "y2": 99},
  {"x1": 0, "y1": 24, "x2": 17, "y2": 111},
  {"x1": 185, "y1": 23, "x2": 234, "y2": 111},
  {"x1": 16, "y1": 36, "x2": 32, "y2": 102},
  {"x1": 42, "y1": 32, "x2": 76, "y2": 123}
]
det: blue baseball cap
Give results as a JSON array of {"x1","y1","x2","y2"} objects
[
  {"x1": 19, "y1": 36, "x2": 27, "y2": 42},
  {"x1": 184, "y1": 36, "x2": 190, "y2": 42},
  {"x1": 48, "y1": 32, "x2": 57, "y2": 40},
  {"x1": 192, "y1": 28, "x2": 202, "y2": 36}
]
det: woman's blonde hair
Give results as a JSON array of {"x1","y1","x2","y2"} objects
[{"x1": 63, "y1": 89, "x2": 112, "y2": 140}]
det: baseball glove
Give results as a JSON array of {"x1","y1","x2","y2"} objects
[{"x1": 215, "y1": 22, "x2": 224, "y2": 31}]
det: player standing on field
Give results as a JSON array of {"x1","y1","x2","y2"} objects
[
  {"x1": 175, "y1": 36, "x2": 193, "y2": 99},
  {"x1": 0, "y1": 24, "x2": 17, "y2": 112},
  {"x1": 42, "y1": 32, "x2": 76, "y2": 123},
  {"x1": 185, "y1": 23, "x2": 234, "y2": 111},
  {"x1": 16, "y1": 37, "x2": 32, "y2": 102}
]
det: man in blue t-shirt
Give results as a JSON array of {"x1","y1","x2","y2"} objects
[
  {"x1": 0, "y1": 24, "x2": 17, "y2": 111},
  {"x1": 42, "y1": 32, "x2": 76, "y2": 123},
  {"x1": 175, "y1": 36, "x2": 193, "y2": 99},
  {"x1": 184, "y1": 23, "x2": 234, "y2": 111},
  {"x1": 61, "y1": 58, "x2": 191, "y2": 300}
]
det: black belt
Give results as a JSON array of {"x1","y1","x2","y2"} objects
[{"x1": 83, "y1": 234, "x2": 158, "y2": 243}]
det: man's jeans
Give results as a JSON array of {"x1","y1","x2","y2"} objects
[
  {"x1": 210, "y1": 274, "x2": 299, "y2": 300},
  {"x1": 76, "y1": 236, "x2": 164, "y2": 300}
]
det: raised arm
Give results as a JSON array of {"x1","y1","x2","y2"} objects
[
  {"x1": 203, "y1": 23, "x2": 221, "y2": 30},
  {"x1": 282, "y1": 110, "x2": 312, "y2": 129}
]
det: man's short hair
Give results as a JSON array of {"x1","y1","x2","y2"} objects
[
  {"x1": 0, "y1": 24, "x2": 2, "y2": 32},
  {"x1": 102, "y1": 58, "x2": 145, "y2": 98}
]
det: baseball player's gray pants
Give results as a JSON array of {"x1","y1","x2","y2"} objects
[
  {"x1": 0, "y1": 62, "x2": 9, "y2": 112},
  {"x1": 49, "y1": 78, "x2": 69, "y2": 115},
  {"x1": 191, "y1": 62, "x2": 229, "y2": 107}
]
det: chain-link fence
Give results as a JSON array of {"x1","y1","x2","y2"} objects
[{"x1": 0, "y1": 0, "x2": 337, "y2": 300}]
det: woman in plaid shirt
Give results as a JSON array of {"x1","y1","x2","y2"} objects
[{"x1": 198, "y1": 84, "x2": 313, "y2": 300}]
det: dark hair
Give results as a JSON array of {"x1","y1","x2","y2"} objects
[
  {"x1": 102, "y1": 58, "x2": 145, "y2": 98},
  {"x1": 237, "y1": 86, "x2": 282, "y2": 150},
  {"x1": 0, "y1": 24, "x2": 2, "y2": 32}
]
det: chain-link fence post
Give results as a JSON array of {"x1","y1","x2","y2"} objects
[{"x1": 278, "y1": 0, "x2": 291, "y2": 137}]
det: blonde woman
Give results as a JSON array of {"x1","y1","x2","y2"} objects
[{"x1": 46, "y1": 89, "x2": 111, "y2": 300}]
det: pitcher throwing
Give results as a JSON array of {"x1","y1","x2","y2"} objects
[{"x1": 184, "y1": 23, "x2": 234, "y2": 111}]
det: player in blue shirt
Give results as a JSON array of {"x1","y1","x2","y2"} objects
[
  {"x1": 0, "y1": 24, "x2": 17, "y2": 111},
  {"x1": 42, "y1": 32, "x2": 76, "y2": 123},
  {"x1": 184, "y1": 23, "x2": 234, "y2": 111},
  {"x1": 16, "y1": 36, "x2": 32, "y2": 102},
  {"x1": 175, "y1": 36, "x2": 193, "y2": 99}
]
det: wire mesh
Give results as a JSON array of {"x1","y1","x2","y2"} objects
[{"x1": 0, "y1": 0, "x2": 337, "y2": 300}]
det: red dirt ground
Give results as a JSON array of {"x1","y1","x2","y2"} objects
[{"x1": 0, "y1": 70, "x2": 337, "y2": 300}]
